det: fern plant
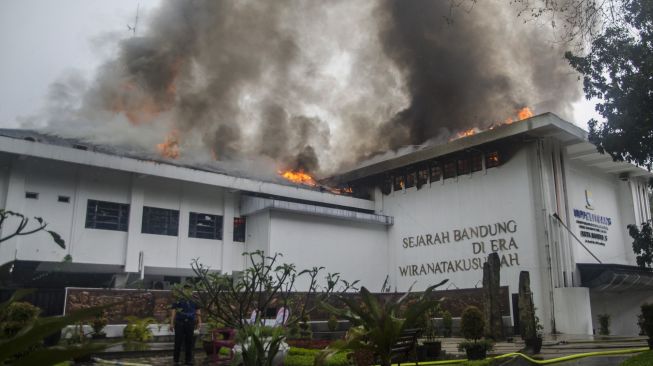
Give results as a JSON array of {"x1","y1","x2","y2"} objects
[{"x1": 319, "y1": 280, "x2": 447, "y2": 366}]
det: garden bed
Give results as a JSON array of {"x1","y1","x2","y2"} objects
[{"x1": 287, "y1": 339, "x2": 333, "y2": 349}]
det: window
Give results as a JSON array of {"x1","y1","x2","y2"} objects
[
  {"x1": 233, "y1": 217, "x2": 246, "y2": 242},
  {"x1": 417, "y1": 166, "x2": 429, "y2": 188},
  {"x1": 85, "y1": 199, "x2": 129, "y2": 231},
  {"x1": 380, "y1": 176, "x2": 392, "y2": 195},
  {"x1": 486, "y1": 151, "x2": 501, "y2": 168},
  {"x1": 471, "y1": 154, "x2": 483, "y2": 172},
  {"x1": 405, "y1": 170, "x2": 416, "y2": 189},
  {"x1": 429, "y1": 162, "x2": 441, "y2": 182},
  {"x1": 58, "y1": 195, "x2": 70, "y2": 203},
  {"x1": 443, "y1": 161, "x2": 457, "y2": 179},
  {"x1": 25, "y1": 192, "x2": 38, "y2": 199},
  {"x1": 142, "y1": 206, "x2": 179, "y2": 236},
  {"x1": 393, "y1": 174, "x2": 406, "y2": 191},
  {"x1": 457, "y1": 158, "x2": 470, "y2": 175},
  {"x1": 189, "y1": 212, "x2": 223, "y2": 240}
]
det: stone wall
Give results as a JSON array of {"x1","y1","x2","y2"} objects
[
  {"x1": 65, "y1": 288, "x2": 173, "y2": 323},
  {"x1": 64, "y1": 286, "x2": 510, "y2": 324}
]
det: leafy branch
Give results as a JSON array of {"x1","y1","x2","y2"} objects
[{"x1": 0, "y1": 210, "x2": 65, "y2": 249}]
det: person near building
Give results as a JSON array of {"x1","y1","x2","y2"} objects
[
  {"x1": 169, "y1": 285, "x2": 202, "y2": 365},
  {"x1": 273, "y1": 300, "x2": 290, "y2": 327}
]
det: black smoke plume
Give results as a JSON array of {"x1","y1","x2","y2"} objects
[{"x1": 43, "y1": 0, "x2": 580, "y2": 177}]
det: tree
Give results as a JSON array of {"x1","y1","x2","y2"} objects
[
  {"x1": 628, "y1": 221, "x2": 653, "y2": 268},
  {"x1": 511, "y1": 0, "x2": 629, "y2": 45},
  {"x1": 0, "y1": 210, "x2": 64, "y2": 247},
  {"x1": 565, "y1": 0, "x2": 653, "y2": 169},
  {"x1": 181, "y1": 251, "x2": 358, "y2": 366},
  {"x1": 0, "y1": 210, "x2": 113, "y2": 365}
]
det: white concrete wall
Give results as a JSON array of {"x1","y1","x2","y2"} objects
[
  {"x1": 565, "y1": 161, "x2": 635, "y2": 265},
  {"x1": 553, "y1": 287, "x2": 593, "y2": 335},
  {"x1": 0, "y1": 156, "x2": 241, "y2": 274},
  {"x1": 268, "y1": 211, "x2": 388, "y2": 291},
  {"x1": 590, "y1": 290, "x2": 653, "y2": 336},
  {"x1": 382, "y1": 148, "x2": 543, "y2": 305}
]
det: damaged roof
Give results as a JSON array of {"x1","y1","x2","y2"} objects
[
  {"x1": 328, "y1": 112, "x2": 653, "y2": 184},
  {"x1": 0, "y1": 128, "x2": 301, "y2": 188}
]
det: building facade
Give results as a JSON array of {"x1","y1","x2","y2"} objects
[{"x1": 1, "y1": 113, "x2": 651, "y2": 335}]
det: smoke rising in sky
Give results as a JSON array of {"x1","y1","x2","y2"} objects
[{"x1": 40, "y1": 0, "x2": 580, "y2": 176}]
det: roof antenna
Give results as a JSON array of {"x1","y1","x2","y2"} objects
[{"x1": 127, "y1": 3, "x2": 140, "y2": 37}]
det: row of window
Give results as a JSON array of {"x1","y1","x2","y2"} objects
[
  {"x1": 25, "y1": 192, "x2": 70, "y2": 202},
  {"x1": 84, "y1": 199, "x2": 246, "y2": 242},
  {"x1": 380, "y1": 151, "x2": 501, "y2": 194}
]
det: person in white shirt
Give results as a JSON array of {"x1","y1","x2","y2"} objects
[{"x1": 274, "y1": 305, "x2": 290, "y2": 327}]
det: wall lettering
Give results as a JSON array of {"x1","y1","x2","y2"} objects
[{"x1": 398, "y1": 220, "x2": 520, "y2": 277}]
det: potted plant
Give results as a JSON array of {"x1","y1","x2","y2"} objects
[
  {"x1": 457, "y1": 306, "x2": 493, "y2": 360},
  {"x1": 202, "y1": 317, "x2": 226, "y2": 355},
  {"x1": 597, "y1": 313, "x2": 610, "y2": 336},
  {"x1": 91, "y1": 311, "x2": 108, "y2": 339},
  {"x1": 123, "y1": 316, "x2": 155, "y2": 351},
  {"x1": 641, "y1": 303, "x2": 653, "y2": 349},
  {"x1": 327, "y1": 315, "x2": 339, "y2": 332}
]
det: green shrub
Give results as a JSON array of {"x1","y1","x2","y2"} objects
[
  {"x1": 0, "y1": 301, "x2": 40, "y2": 337},
  {"x1": 598, "y1": 313, "x2": 611, "y2": 335},
  {"x1": 460, "y1": 306, "x2": 484, "y2": 341},
  {"x1": 442, "y1": 310, "x2": 453, "y2": 337},
  {"x1": 91, "y1": 311, "x2": 108, "y2": 336},
  {"x1": 123, "y1": 316, "x2": 155, "y2": 342},
  {"x1": 286, "y1": 347, "x2": 348, "y2": 366}
]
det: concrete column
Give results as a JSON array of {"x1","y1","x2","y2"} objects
[
  {"x1": 221, "y1": 191, "x2": 237, "y2": 274},
  {"x1": 0, "y1": 158, "x2": 26, "y2": 264},
  {"x1": 176, "y1": 182, "x2": 188, "y2": 268},
  {"x1": 124, "y1": 175, "x2": 145, "y2": 272}
]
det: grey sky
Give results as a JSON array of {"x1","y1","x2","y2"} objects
[
  {"x1": 0, "y1": 0, "x2": 600, "y2": 131},
  {"x1": 0, "y1": 0, "x2": 161, "y2": 128}
]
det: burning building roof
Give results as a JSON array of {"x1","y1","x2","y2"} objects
[{"x1": 326, "y1": 113, "x2": 653, "y2": 186}]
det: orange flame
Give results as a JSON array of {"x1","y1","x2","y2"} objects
[
  {"x1": 279, "y1": 169, "x2": 318, "y2": 186},
  {"x1": 451, "y1": 107, "x2": 534, "y2": 141},
  {"x1": 156, "y1": 130, "x2": 180, "y2": 159},
  {"x1": 456, "y1": 127, "x2": 481, "y2": 139}
]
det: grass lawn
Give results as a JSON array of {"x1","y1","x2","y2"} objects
[
  {"x1": 285, "y1": 347, "x2": 349, "y2": 366},
  {"x1": 620, "y1": 350, "x2": 653, "y2": 366}
]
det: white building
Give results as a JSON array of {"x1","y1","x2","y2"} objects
[{"x1": 1, "y1": 113, "x2": 651, "y2": 336}]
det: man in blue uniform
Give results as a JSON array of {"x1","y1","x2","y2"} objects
[{"x1": 169, "y1": 284, "x2": 202, "y2": 365}]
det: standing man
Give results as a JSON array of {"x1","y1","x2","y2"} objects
[{"x1": 170, "y1": 284, "x2": 202, "y2": 366}]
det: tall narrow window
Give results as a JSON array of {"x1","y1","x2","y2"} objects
[
  {"x1": 380, "y1": 176, "x2": 392, "y2": 195},
  {"x1": 142, "y1": 206, "x2": 179, "y2": 236},
  {"x1": 393, "y1": 174, "x2": 405, "y2": 191},
  {"x1": 189, "y1": 212, "x2": 223, "y2": 240},
  {"x1": 471, "y1": 154, "x2": 483, "y2": 172},
  {"x1": 486, "y1": 151, "x2": 501, "y2": 168},
  {"x1": 85, "y1": 199, "x2": 130, "y2": 231},
  {"x1": 233, "y1": 217, "x2": 246, "y2": 242},
  {"x1": 457, "y1": 157, "x2": 470, "y2": 175},
  {"x1": 405, "y1": 170, "x2": 416, "y2": 189},
  {"x1": 429, "y1": 162, "x2": 441, "y2": 182},
  {"x1": 417, "y1": 166, "x2": 429, "y2": 188},
  {"x1": 443, "y1": 161, "x2": 457, "y2": 179}
]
